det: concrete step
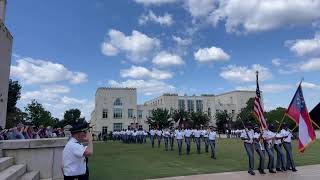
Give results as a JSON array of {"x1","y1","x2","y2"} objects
[
  {"x1": 0, "y1": 164, "x2": 27, "y2": 180},
  {"x1": 19, "y1": 171, "x2": 40, "y2": 180},
  {"x1": 0, "y1": 149, "x2": 3, "y2": 157},
  {"x1": 0, "y1": 157, "x2": 14, "y2": 171}
]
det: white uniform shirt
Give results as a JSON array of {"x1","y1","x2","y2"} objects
[
  {"x1": 62, "y1": 138, "x2": 87, "y2": 176},
  {"x1": 156, "y1": 130, "x2": 162, "y2": 136},
  {"x1": 163, "y1": 130, "x2": 170, "y2": 137},
  {"x1": 150, "y1": 130, "x2": 156, "y2": 136},
  {"x1": 184, "y1": 129, "x2": 193, "y2": 137},
  {"x1": 175, "y1": 131, "x2": 184, "y2": 140},
  {"x1": 193, "y1": 130, "x2": 202, "y2": 138},
  {"x1": 253, "y1": 132, "x2": 261, "y2": 142},
  {"x1": 208, "y1": 131, "x2": 216, "y2": 140},
  {"x1": 262, "y1": 130, "x2": 276, "y2": 144},
  {"x1": 280, "y1": 129, "x2": 292, "y2": 143},
  {"x1": 241, "y1": 129, "x2": 254, "y2": 144},
  {"x1": 274, "y1": 133, "x2": 282, "y2": 145},
  {"x1": 202, "y1": 130, "x2": 209, "y2": 138}
]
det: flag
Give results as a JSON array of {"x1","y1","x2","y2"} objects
[
  {"x1": 309, "y1": 103, "x2": 320, "y2": 126},
  {"x1": 253, "y1": 71, "x2": 267, "y2": 129},
  {"x1": 286, "y1": 84, "x2": 316, "y2": 152}
]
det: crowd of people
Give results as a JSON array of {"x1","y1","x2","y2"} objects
[
  {"x1": 241, "y1": 122, "x2": 297, "y2": 176},
  {"x1": 112, "y1": 128, "x2": 148, "y2": 144},
  {"x1": 0, "y1": 123, "x2": 66, "y2": 140}
]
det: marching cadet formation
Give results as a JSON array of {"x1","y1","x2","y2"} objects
[
  {"x1": 241, "y1": 122, "x2": 297, "y2": 176},
  {"x1": 112, "y1": 126, "x2": 218, "y2": 159}
]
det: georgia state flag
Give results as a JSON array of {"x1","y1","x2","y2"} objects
[{"x1": 286, "y1": 84, "x2": 316, "y2": 153}]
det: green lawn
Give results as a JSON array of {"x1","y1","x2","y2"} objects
[{"x1": 89, "y1": 139, "x2": 320, "y2": 180}]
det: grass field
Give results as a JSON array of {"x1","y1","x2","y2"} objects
[{"x1": 89, "y1": 139, "x2": 320, "y2": 180}]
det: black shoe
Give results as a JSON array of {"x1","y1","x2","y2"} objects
[
  {"x1": 292, "y1": 168, "x2": 298, "y2": 172},
  {"x1": 276, "y1": 168, "x2": 283, "y2": 172},
  {"x1": 269, "y1": 170, "x2": 276, "y2": 173},
  {"x1": 259, "y1": 170, "x2": 266, "y2": 174},
  {"x1": 287, "y1": 167, "x2": 292, "y2": 170},
  {"x1": 282, "y1": 167, "x2": 287, "y2": 171},
  {"x1": 248, "y1": 171, "x2": 255, "y2": 175}
]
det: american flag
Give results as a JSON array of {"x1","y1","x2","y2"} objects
[{"x1": 253, "y1": 71, "x2": 267, "y2": 129}]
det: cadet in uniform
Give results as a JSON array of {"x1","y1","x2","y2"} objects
[
  {"x1": 253, "y1": 126, "x2": 266, "y2": 174},
  {"x1": 184, "y1": 127, "x2": 192, "y2": 155},
  {"x1": 163, "y1": 128, "x2": 170, "y2": 151},
  {"x1": 169, "y1": 128, "x2": 175, "y2": 151},
  {"x1": 241, "y1": 122, "x2": 255, "y2": 175},
  {"x1": 175, "y1": 127, "x2": 184, "y2": 155},
  {"x1": 202, "y1": 127, "x2": 209, "y2": 153},
  {"x1": 280, "y1": 123, "x2": 297, "y2": 172},
  {"x1": 62, "y1": 123, "x2": 93, "y2": 180},
  {"x1": 208, "y1": 126, "x2": 217, "y2": 159},
  {"x1": 193, "y1": 127, "x2": 202, "y2": 154},
  {"x1": 263, "y1": 124, "x2": 276, "y2": 173},
  {"x1": 274, "y1": 129, "x2": 286, "y2": 172},
  {"x1": 156, "y1": 128, "x2": 162, "y2": 148},
  {"x1": 149, "y1": 128, "x2": 156, "y2": 148}
]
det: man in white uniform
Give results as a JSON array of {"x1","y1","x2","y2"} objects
[{"x1": 62, "y1": 123, "x2": 93, "y2": 180}]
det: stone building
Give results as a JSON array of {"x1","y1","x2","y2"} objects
[
  {"x1": 90, "y1": 87, "x2": 257, "y2": 136},
  {"x1": 0, "y1": 0, "x2": 13, "y2": 128}
]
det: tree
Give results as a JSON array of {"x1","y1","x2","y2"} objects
[
  {"x1": 190, "y1": 111, "x2": 210, "y2": 128},
  {"x1": 233, "y1": 97, "x2": 258, "y2": 129},
  {"x1": 63, "y1": 108, "x2": 82, "y2": 125},
  {"x1": 147, "y1": 108, "x2": 173, "y2": 129},
  {"x1": 25, "y1": 100, "x2": 56, "y2": 127},
  {"x1": 171, "y1": 109, "x2": 191, "y2": 128},
  {"x1": 5, "y1": 79, "x2": 22, "y2": 128},
  {"x1": 215, "y1": 110, "x2": 232, "y2": 133},
  {"x1": 265, "y1": 107, "x2": 296, "y2": 131}
]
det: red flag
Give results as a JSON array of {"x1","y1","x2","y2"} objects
[
  {"x1": 286, "y1": 84, "x2": 316, "y2": 152},
  {"x1": 253, "y1": 71, "x2": 267, "y2": 129}
]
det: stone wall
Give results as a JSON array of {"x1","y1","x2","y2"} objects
[{"x1": 0, "y1": 138, "x2": 68, "y2": 179}]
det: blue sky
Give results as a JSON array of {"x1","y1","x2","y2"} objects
[{"x1": 6, "y1": 0, "x2": 320, "y2": 120}]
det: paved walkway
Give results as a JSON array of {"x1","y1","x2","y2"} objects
[{"x1": 151, "y1": 164, "x2": 320, "y2": 180}]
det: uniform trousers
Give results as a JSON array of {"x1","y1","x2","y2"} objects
[
  {"x1": 195, "y1": 137, "x2": 201, "y2": 153},
  {"x1": 164, "y1": 137, "x2": 169, "y2": 151},
  {"x1": 254, "y1": 142, "x2": 265, "y2": 171},
  {"x1": 169, "y1": 137, "x2": 174, "y2": 150},
  {"x1": 150, "y1": 135, "x2": 155, "y2": 148},
  {"x1": 264, "y1": 142, "x2": 275, "y2": 170},
  {"x1": 274, "y1": 144, "x2": 285, "y2": 170},
  {"x1": 283, "y1": 142, "x2": 296, "y2": 170},
  {"x1": 244, "y1": 142, "x2": 254, "y2": 171},
  {"x1": 185, "y1": 137, "x2": 191, "y2": 154},
  {"x1": 177, "y1": 139, "x2": 183, "y2": 155},
  {"x1": 209, "y1": 140, "x2": 216, "y2": 158}
]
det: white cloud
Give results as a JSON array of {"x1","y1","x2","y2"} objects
[
  {"x1": 208, "y1": 0, "x2": 320, "y2": 33},
  {"x1": 220, "y1": 64, "x2": 272, "y2": 82},
  {"x1": 300, "y1": 58, "x2": 320, "y2": 72},
  {"x1": 134, "y1": 0, "x2": 179, "y2": 6},
  {"x1": 101, "y1": 43, "x2": 118, "y2": 56},
  {"x1": 120, "y1": 66, "x2": 173, "y2": 80},
  {"x1": 184, "y1": 0, "x2": 217, "y2": 18},
  {"x1": 10, "y1": 58, "x2": 88, "y2": 84},
  {"x1": 194, "y1": 46, "x2": 230, "y2": 62},
  {"x1": 300, "y1": 82, "x2": 320, "y2": 90},
  {"x1": 20, "y1": 86, "x2": 93, "y2": 120},
  {"x1": 236, "y1": 84, "x2": 293, "y2": 93},
  {"x1": 101, "y1": 29, "x2": 160, "y2": 62},
  {"x1": 172, "y1": 36, "x2": 192, "y2": 46},
  {"x1": 287, "y1": 32, "x2": 320, "y2": 57},
  {"x1": 271, "y1": 58, "x2": 281, "y2": 67},
  {"x1": 108, "y1": 79, "x2": 175, "y2": 96},
  {"x1": 139, "y1": 11, "x2": 174, "y2": 26},
  {"x1": 152, "y1": 51, "x2": 184, "y2": 67}
]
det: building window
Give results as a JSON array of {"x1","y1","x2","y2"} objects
[
  {"x1": 208, "y1": 107, "x2": 211, "y2": 117},
  {"x1": 187, "y1": 100, "x2": 194, "y2": 112},
  {"x1": 113, "y1": 108, "x2": 122, "y2": 119},
  {"x1": 102, "y1": 109, "x2": 108, "y2": 119},
  {"x1": 178, "y1": 99, "x2": 185, "y2": 111},
  {"x1": 102, "y1": 126, "x2": 108, "y2": 135},
  {"x1": 196, "y1": 100, "x2": 203, "y2": 112},
  {"x1": 128, "y1": 109, "x2": 133, "y2": 118},
  {"x1": 113, "y1": 123, "x2": 122, "y2": 131},
  {"x1": 138, "y1": 110, "x2": 143, "y2": 119},
  {"x1": 114, "y1": 98, "x2": 122, "y2": 106},
  {"x1": 139, "y1": 125, "x2": 142, "y2": 129}
]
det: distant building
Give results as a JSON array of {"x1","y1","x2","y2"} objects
[
  {"x1": 0, "y1": 0, "x2": 12, "y2": 128},
  {"x1": 90, "y1": 87, "x2": 257, "y2": 135}
]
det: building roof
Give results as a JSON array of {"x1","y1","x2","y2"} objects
[{"x1": 215, "y1": 90, "x2": 256, "y2": 97}]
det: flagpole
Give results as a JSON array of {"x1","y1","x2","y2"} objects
[{"x1": 312, "y1": 120, "x2": 320, "y2": 130}]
